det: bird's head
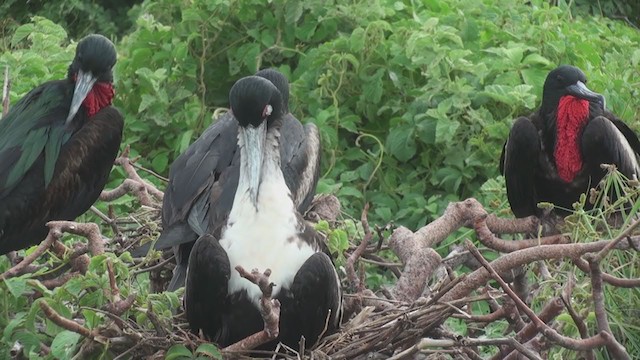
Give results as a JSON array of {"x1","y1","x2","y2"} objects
[
  {"x1": 255, "y1": 68, "x2": 290, "y2": 113},
  {"x1": 230, "y1": 75, "x2": 284, "y2": 207},
  {"x1": 66, "y1": 34, "x2": 117, "y2": 124},
  {"x1": 541, "y1": 65, "x2": 606, "y2": 114}
]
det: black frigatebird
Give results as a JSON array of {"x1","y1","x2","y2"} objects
[
  {"x1": 0, "y1": 34, "x2": 123, "y2": 254},
  {"x1": 184, "y1": 75, "x2": 342, "y2": 348},
  {"x1": 500, "y1": 65, "x2": 640, "y2": 218},
  {"x1": 139, "y1": 69, "x2": 321, "y2": 291}
]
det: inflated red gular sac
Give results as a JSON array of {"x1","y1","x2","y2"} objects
[
  {"x1": 500, "y1": 65, "x2": 640, "y2": 218},
  {"x1": 72, "y1": 73, "x2": 115, "y2": 118},
  {"x1": 554, "y1": 95, "x2": 590, "y2": 183}
]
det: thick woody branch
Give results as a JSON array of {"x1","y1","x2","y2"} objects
[
  {"x1": 391, "y1": 198, "x2": 487, "y2": 250},
  {"x1": 389, "y1": 227, "x2": 441, "y2": 302},
  {"x1": 47, "y1": 221, "x2": 105, "y2": 256},
  {"x1": 474, "y1": 216, "x2": 570, "y2": 252},
  {"x1": 485, "y1": 214, "x2": 539, "y2": 234},
  {"x1": 442, "y1": 239, "x2": 634, "y2": 303},
  {"x1": 100, "y1": 145, "x2": 164, "y2": 207}
]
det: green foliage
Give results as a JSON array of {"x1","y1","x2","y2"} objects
[
  {"x1": 0, "y1": 0, "x2": 142, "y2": 41},
  {"x1": 3, "y1": 1, "x2": 639, "y2": 230},
  {"x1": 165, "y1": 343, "x2": 223, "y2": 360}
]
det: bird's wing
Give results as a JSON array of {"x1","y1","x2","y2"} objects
[
  {"x1": 502, "y1": 117, "x2": 542, "y2": 217},
  {"x1": 148, "y1": 113, "x2": 239, "y2": 254},
  {"x1": 184, "y1": 234, "x2": 230, "y2": 340},
  {"x1": 161, "y1": 113, "x2": 238, "y2": 228},
  {"x1": 279, "y1": 251, "x2": 342, "y2": 347},
  {"x1": 0, "y1": 81, "x2": 73, "y2": 197},
  {"x1": 280, "y1": 115, "x2": 322, "y2": 213},
  {"x1": 581, "y1": 115, "x2": 640, "y2": 179},
  {"x1": 606, "y1": 112, "x2": 640, "y2": 157}
]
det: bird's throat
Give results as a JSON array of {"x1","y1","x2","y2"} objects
[
  {"x1": 83, "y1": 83, "x2": 115, "y2": 117},
  {"x1": 554, "y1": 95, "x2": 590, "y2": 183}
]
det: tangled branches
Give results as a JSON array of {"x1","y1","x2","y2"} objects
[{"x1": 2, "y1": 146, "x2": 639, "y2": 359}]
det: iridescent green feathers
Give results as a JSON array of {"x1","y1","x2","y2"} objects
[{"x1": 0, "y1": 82, "x2": 73, "y2": 193}]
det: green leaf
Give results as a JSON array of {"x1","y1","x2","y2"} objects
[
  {"x1": 11, "y1": 24, "x2": 35, "y2": 45},
  {"x1": 435, "y1": 119, "x2": 460, "y2": 144},
  {"x1": 51, "y1": 331, "x2": 81, "y2": 360},
  {"x1": 4, "y1": 276, "x2": 28, "y2": 298},
  {"x1": 165, "y1": 344, "x2": 193, "y2": 360},
  {"x1": 386, "y1": 125, "x2": 416, "y2": 162},
  {"x1": 196, "y1": 343, "x2": 223, "y2": 359},
  {"x1": 152, "y1": 152, "x2": 169, "y2": 173}
]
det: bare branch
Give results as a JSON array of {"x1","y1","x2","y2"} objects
[
  {"x1": 224, "y1": 266, "x2": 281, "y2": 352},
  {"x1": 346, "y1": 203, "x2": 372, "y2": 290},
  {"x1": 587, "y1": 255, "x2": 631, "y2": 359},
  {"x1": 100, "y1": 145, "x2": 164, "y2": 207}
]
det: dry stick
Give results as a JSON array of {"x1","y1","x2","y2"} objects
[
  {"x1": 50, "y1": 240, "x2": 90, "y2": 275},
  {"x1": 107, "y1": 259, "x2": 121, "y2": 302},
  {"x1": 500, "y1": 297, "x2": 564, "y2": 360},
  {"x1": 346, "y1": 203, "x2": 372, "y2": 290},
  {"x1": 559, "y1": 272, "x2": 594, "y2": 360},
  {"x1": 572, "y1": 257, "x2": 640, "y2": 287},
  {"x1": 0, "y1": 236, "x2": 55, "y2": 280},
  {"x1": 146, "y1": 301, "x2": 167, "y2": 337},
  {"x1": 388, "y1": 337, "x2": 542, "y2": 360},
  {"x1": 39, "y1": 300, "x2": 105, "y2": 343},
  {"x1": 485, "y1": 214, "x2": 539, "y2": 234},
  {"x1": 2, "y1": 66, "x2": 9, "y2": 118},
  {"x1": 100, "y1": 145, "x2": 164, "y2": 207},
  {"x1": 465, "y1": 240, "x2": 612, "y2": 352},
  {"x1": 442, "y1": 238, "x2": 634, "y2": 303},
  {"x1": 224, "y1": 267, "x2": 281, "y2": 352},
  {"x1": 104, "y1": 259, "x2": 136, "y2": 316},
  {"x1": 594, "y1": 217, "x2": 640, "y2": 262},
  {"x1": 586, "y1": 255, "x2": 631, "y2": 360},
  {"x1": 39, "y1": 272, "x2": 78, "y2": 289},
  {"x1": 452, "y1": 306, "x2": 507, "y2": 322},
  {"x1": 474, "y1": 216, "x2": 570, "y2": 252}
]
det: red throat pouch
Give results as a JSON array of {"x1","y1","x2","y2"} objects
[
  {"x1": 83, "y1": 83, "x2": 115, "y2": 117},
  {"x1": 554, "y1": 95, "x2": 590, "y2": 182}
]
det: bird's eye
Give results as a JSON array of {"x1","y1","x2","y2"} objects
[{"x1": 262, "y1": 104, "x2": 273, "y2": 118}]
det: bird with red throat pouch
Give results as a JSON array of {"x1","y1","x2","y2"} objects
[{"x1": 500, "y1": 65, "x2": 640, "y2": 219}]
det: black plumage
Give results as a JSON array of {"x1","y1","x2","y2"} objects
[
  {"x1": 184, "y1": 75, "x2": 341, "y2": 349},
  {"x1": 500, "y1": 65, "x2": 640, "y2": 218},
  {"x1": 139, "y1": 69, "x2": 321, "y2": 291},
  {"x1": 0, "y1": 34, "x2": 123, "y2": 254}
]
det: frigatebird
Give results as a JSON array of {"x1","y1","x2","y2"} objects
[
  {"x1": 0, "y1": 34, "x2": 123, "y2": 254},
  {"x1": 500, "y1": 65, "x2": 640, "y2": 218},
  {"x1": 139, "y1": 69, "x2": 321, "y2": 291},
  {"x1": 184, "y1": 75, "x2": 341, "y2": 349}
]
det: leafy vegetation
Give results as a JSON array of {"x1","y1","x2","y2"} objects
[{"x1": 0, "y1": 0, "x2": 639, "y2": 359}]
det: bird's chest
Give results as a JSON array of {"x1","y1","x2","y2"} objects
[{"x1": 220, "y1": 185, "x2": 315, "y2": 307}]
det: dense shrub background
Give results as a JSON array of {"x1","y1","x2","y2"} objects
[{"x1": 2, "y1": 0, "x2": 638, "y2": 230}]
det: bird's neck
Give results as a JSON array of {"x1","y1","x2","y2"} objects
[
  {"x1": 234, "y1": 126, "x2": 293, "y2": 216},
  {"x1": 553, "y1": 95, "x2": 590, "y2": 182},
  {"x1": 83, "y1": 82, "x2": 115, "y2": 118}
]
